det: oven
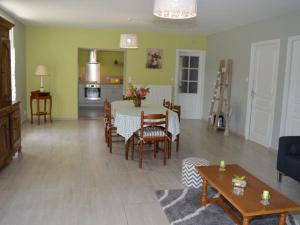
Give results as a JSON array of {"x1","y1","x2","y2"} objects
[{"x1": 84, "y1": 84, "x2": 101, "y2": 100}]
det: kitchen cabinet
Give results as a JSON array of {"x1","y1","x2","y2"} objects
[{"x1": 101, "y1": 85, "x2": 123, "y2": 103}]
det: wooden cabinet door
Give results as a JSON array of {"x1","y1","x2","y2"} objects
[
  {"x1": 0, "y1": 114, "x2": 11, "y2": 167},
  {"x1": 10, "y1": 105, "x2": 21, "y2": 153},
  {"x1": 0, "y1": 37, "x2": 12, "y2": 108}
]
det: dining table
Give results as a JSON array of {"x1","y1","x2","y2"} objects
[{"x1": 111, "y1": 100, "x2": 180, "y2": 142}]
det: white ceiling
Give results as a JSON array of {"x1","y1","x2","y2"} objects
[{"x1": 1, "y1": 0, "x2": 300, "y2": 35}]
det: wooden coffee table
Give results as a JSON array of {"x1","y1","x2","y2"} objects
[{"x1": 196, "y1": 164, "x2": 300, "y2": 225}]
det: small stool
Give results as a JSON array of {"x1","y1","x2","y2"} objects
[{"x1": 182, "y1": 157, "x2": 210, "y2": 188}]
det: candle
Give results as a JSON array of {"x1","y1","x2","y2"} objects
[
  {"x1": 220, "y1": 160, "x2": 225, "y2": 169},
  {"x1": 262, "y1": 190, "x2": 270, "y2": 200}
]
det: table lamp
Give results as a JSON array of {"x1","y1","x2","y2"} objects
[{"x1": 34, "y1": 65, "x2": 48, "y2": 92}]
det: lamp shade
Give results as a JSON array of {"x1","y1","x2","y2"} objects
[
  {"x1": 153, "y1": 0, "x2": 197, "y2": 19},
  {"x1": 120, "y1": 34, "x2": 138, "y2": 49},
  {"x1": 34, "y1": 65, "x2": 48, "y2": 76}
]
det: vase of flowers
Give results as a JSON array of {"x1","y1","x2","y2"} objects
[
  {"x1": 125, "y1": 83, "x2": 150, "y2": 107},
  {"x1": 133, "y1": 98, "x2": 141, "y2": 107}
]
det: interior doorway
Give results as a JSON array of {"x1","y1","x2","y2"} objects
[
  {"x1": 78, "y1": 49, "x2": 125, "y2": 119},
  {"x1": 175, "y1": 50, "x2": 205, "y2": 119},
  {"x1": 245, "y1": 39, "x2": 280, "y2": 147},
  {"x1": 280, "y1": 35, "x2": 300, "y2": 136}
]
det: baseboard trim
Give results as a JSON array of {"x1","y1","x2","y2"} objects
[
  {"x1": 52, "y1": 117, "x2": 78, "y2": 121},
  {"x1": 26, "y1": 117, "x2": 78, "y2": 121}
]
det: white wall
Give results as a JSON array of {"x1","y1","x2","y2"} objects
[{"x1": 205, "y1": 10, "x2": 300, "y2": 149}]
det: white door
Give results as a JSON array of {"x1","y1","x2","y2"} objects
[
  {"x1": 281, "y1": 35, "x2": 300, "y2": 136},
  {"x1": 246, "y1": 39, "x2": 280, "y2": 147},
  {"x1": 175, "y1": 50, "x2": 205, "y2": 119}
]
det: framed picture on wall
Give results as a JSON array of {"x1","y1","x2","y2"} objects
[{"x1": 146, "y1": 48, "x2": 163, "y2": 69}]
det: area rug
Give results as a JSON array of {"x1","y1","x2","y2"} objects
[{"x1": 155, "y1": 188, "x2": 299, "y2": 225}]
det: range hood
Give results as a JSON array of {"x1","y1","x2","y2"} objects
[{"x1": 85, "y1": 49, "x2": 100, "y2": 83}]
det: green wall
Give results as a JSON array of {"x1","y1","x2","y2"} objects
[
  {"x1": 26, "y1": 27, "x2": 207, "y2": 119},
  {"x1": 98, "y1": 51, "x2": 124, "y2": 80}
]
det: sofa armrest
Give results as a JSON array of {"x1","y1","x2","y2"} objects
[{"x1": 277, "y1": 136, "x2": 300, "y2": 171}]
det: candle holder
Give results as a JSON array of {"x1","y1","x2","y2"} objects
[
  {"x1": 260, "y1": 190, "x2": 271, "y2": 206},
  {"x1": 219, "y1": 160, "x2": 226, "y2": 171},
  {"x1": 233, "y1": 186, "x2": 245, "y2": 196},
  {"x1": 232, "y1": 175, "x2": 247, "y2": 196},
  {"x1": 232, "y1": 175, "x2": 247, "y2": 188}
]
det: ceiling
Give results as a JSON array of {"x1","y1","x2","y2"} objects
[{"x1": 1, "y1": 0, "x2": 300, "y2": 35}]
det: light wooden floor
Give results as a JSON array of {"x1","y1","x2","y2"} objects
[{"x1": 0, "y1": 119, "x2": 299, "y2": 225}]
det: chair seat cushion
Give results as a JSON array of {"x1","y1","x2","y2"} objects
[{"x1": 138, "y1": 126, "x2": 165, "y2": 137}]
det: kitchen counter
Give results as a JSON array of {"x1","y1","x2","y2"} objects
[{"x1": 78, "y1": 81, "x2": 123, "y2": 85}]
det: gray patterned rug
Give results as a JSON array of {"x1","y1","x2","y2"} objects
[{"x1": 155, "y1": 188, "x2": 299, "y2": 225}]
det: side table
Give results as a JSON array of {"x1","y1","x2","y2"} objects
[{"x1": 30, "y1": 90, "x2": 52, "y2": 125}]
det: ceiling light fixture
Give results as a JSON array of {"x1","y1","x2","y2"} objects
[
  {"x1": 153, "y1": 0, "x2": 197, "y2": 19},
  {"x1": 120, "y1": 34, "x2": 138, "y2": 49}
]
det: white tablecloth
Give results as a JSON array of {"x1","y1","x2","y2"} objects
[{"x1": 111, "y1": 100, "x2": 180, "y2": 141}]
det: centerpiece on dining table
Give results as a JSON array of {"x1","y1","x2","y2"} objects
[{"x1": 125, "y1": 83, "x2": 150, "y2": 107}]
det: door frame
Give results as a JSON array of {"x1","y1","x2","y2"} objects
[
  {"x1": 245, "y1": 39, "x2": 280, "y2": 147},
  {"x1": 174, "y1": 49, "x2": 206, "y2": 119},
  {"x1": 280, "y1": 35, "x2": 300, "y2": 136}
]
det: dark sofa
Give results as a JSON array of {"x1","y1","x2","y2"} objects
[{"x1": 277, "y1": 136, "x2": 300, "y2": 183}]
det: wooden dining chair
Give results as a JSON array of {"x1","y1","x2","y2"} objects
[
  {"x1": 104, "y1": 99, "x2": 110, "y2": 145},
  {"x1": 130, "y1": 111, "x2": 169, "y2": 168},
  {"x1": 172, "y1": 105, "x2": 181, "y2": 152},
  {"x1": 104, "y1": 100, "x2": 123, "y2": 153},
  {"x1": 163, "y1": 99, "x2": 172, "y2": 109}
]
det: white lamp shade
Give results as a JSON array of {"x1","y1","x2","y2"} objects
[
  {"x1": 120, "y1": 34, "x2": 138, "y2": 49},
  {"x1": 153, "y1": 0, "x2": 197, "y2": 19},
  {"x1": 34, "y1": 65, "x2": 48, "y2": 76}
]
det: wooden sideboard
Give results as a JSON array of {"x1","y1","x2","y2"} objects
[
  {"x1": 0, "y1": 102, "x2": 21, "y2": 168},
  {"x1": 0, "y1": 17, "x2": 21, "y2": 169}
]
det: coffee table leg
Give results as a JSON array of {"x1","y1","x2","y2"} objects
[
  {"x1": 278, "y1": 213, "x2": 287, "y2": 225},
  {"x1": 201, "y1": 177, "x2": 207, "y2": 206},
  {"x1": 242, "y1": 217, "x2": 250, "y2": 225}
]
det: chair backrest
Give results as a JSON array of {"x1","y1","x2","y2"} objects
[
  {"x1": 172, "y1": 105, "x2": 181, "y2": 122},
  {"x1": 163, "y1": 99, "x2": 172, "y2": 109},
  {"x1": 140, "y1": 111, "x2": 168, "y2": 138},
  {"x1": 104, "y1": 99, "x2": 108, "y2": 109},
  {"x1": 104, "y1": 100, "x2": 112, "y2": 125}
]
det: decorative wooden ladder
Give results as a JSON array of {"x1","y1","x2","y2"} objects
[{"x1": 207, "y1": 59, "x2": 233, "y2": 136}]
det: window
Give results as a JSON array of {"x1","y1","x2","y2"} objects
[
  {"x1": 179, "y1": 55, "x2": 200, "y2": 94},
  {"x1": 10, "y1": 28, "x2": 16, "y2": 101}
]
